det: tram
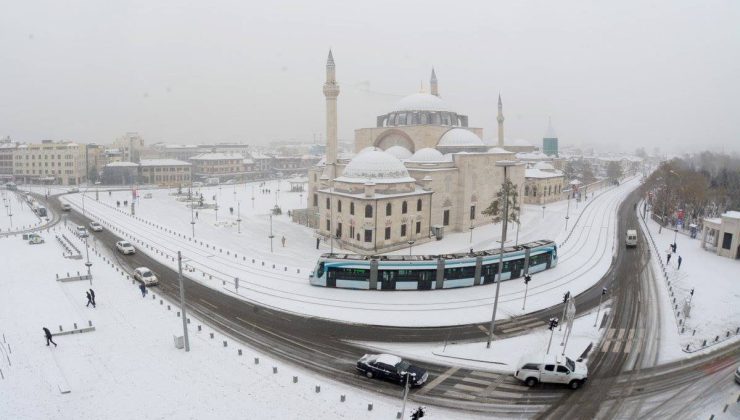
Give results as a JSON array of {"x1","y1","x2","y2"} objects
[{"x1": 309, "y1": 239, "x2": 557, "y2": 290}]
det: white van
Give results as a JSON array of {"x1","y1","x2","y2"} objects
[{"x1": 626, "y1": 229, "x2": 638, "y2": 247}]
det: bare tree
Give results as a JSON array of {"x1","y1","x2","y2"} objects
[{"x1": 482, "y1": 178, "x2": 520, "y2": 225}]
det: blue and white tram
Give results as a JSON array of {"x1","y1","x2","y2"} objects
[{"x1": 309, "y1": 239, "x2": 557, "y2": 290}]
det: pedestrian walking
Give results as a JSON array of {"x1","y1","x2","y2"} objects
[
  {"x1": 86, "y1": 291, "x2": 95, "y2": 308},
  {"x1": 666, "y1": 253, "x2": 671, "y2": 265},
  {"x1": 43, "y1": 327, "x2": 57, "y2": 347},
  {"x1": 281, "y1": 235, "x2": 286, "y2": 247},
  {"x1": 89, "y1": 289, "x2": 96, "y2": 306},
  {"x1": 139, "y1": 283, "x2": 147, "y2": 297},
  {"x1": 195, "y1": 211, "x2": 199, "y2": 219},
  {"x1": 677, "y1": 255, "x2": 682, "y2": 270},
  {"x1": 673, "y1": 242, "x2": 677, "y2": 253},
  {"x1": 316, "y1": 237, "x2": 320, "y2": 249}
]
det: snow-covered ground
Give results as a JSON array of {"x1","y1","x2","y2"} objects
[
  {"x1": 0, "y1": 190, "x2": 45, "y2": 234},
  {"x1": 59, "y1": 177, "x2": 640, "y2": 327},
  {"x1": 0, "y1": 227, "x2": 482, "y2": 420},
  {"x1": 637, "y1": 205, "x2": 740, "y2": 362}
]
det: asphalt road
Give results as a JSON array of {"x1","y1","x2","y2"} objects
[{"x1": 45, "y1": 188, "x2": 740, "y2": 417}]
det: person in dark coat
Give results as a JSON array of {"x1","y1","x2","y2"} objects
[
  {"x1": 43, "y1": 327, "x2": 57, "y2": 347},
  {"x1": 89, "y1": 289, "x2": 96, "y2": 306},
  {"x1": 666, "y1": 253, "x2": 671, "y2": 264},
  {"x1": 86, "y1": 291, "x2": 95, "y2": 308},
  {"x1": 139, "y1": 283, "x2": 147, "y2": 297},
  {"x1": 677, "y1": 255, "x2": 683, "y2": 270}
]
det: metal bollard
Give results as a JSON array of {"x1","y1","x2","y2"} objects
[
  {"x1": 88, "y1": 320, "x2": 92, "y2": 327},
  {"x1": 315, "y1": 385, "x2": 320, "y2": 393},
  {"x1": 187, "y1": 318, "x2": 190, "y2": 324},
  {"x1": 73, "y1": 323, "x2": 77, "y2": 329},
  {"x1": 254, "y1": 358, "x2": 259, "y2": 365},
  {"x1": 368, "y1": 403, "x2": 373, "y2": 411},
  {"x1": 209, "y1": 332, "x2": 214, "y2": 339},
  {"x1": 340, "y1": 395, "x2": 345, "y2": 403},
  {"x1": 198, "y1": 325, "x2": 202, "y2": 332},
  {"x1": 160, "y1": 300, "x2": 163, "y2": 305},
  {"x1": 272, "y1": 366, "x2": 277, "y2": 374},
  {"x1": 238, "y1": 349, "x2": 242, "y2": 356},
  {"x1": 293, "y1": 376, "x2": 298, "y2": 383},
  {"x1": 167, "y1": 305, "x2": 171, "y2": 310},
  {"x1": 223, "y1": 341, "x2": 227, "y2": 347},
  {"x1": 177, "y1": 312, "x2": 180, "y2": 317}
]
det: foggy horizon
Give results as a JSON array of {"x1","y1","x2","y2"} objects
[{"x1": 1, "y1": 1, "x2": 738, "y2": 154}]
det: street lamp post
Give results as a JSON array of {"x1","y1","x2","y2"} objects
[
  {"x1": 400, "y1": 372, "x2": 411, "y2": 420},
  {"x1": 469, "y1": 223, "x2": 474, "y2": 245},
  {"x1": 487, "y1": 160, "x2": 517, "y2": 349},
  {"x1": 84, "y1": 235, "x2": 92, "y2": 285},
  {"x1": 237, "y1": 201, "x2": 242, "y2": 234},
  {"x1": 565, "y1": 191, "x2": 571, "y2": 231},
  {"x1": 408, "y1": 240, "x2": 415, "y2": 256},
  {"x1": 177, "y1": 251, "x2": 190, "y2": 352},
  {"x1": 542, "y1": 205, "x2": 546, "y2": 218},
  {"x1": 268, "y1": 213, "x2": 274, "y2": 252}
]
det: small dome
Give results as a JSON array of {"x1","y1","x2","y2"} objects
[
  {"x1": 408, "y1": 148, "x2": 445, "y2": 162},
  {"x1": 340, "y1": 149, "x2": 411, "y2": 181},
  {"x1": 487, "y1": 147, "x2": 511, "y2": 154},
  {"x1": 384, "y1": 145, "x2": 413, "y2": 160},
  {"x1": 438, "y1": 129, "x2": 484, "y2": 147},
  {"x1": 534, "y1": 162, "x2": 555, "y2": 171},
  {"x1": 393, "y1": 93, "x2": 450, "y2": 112}
]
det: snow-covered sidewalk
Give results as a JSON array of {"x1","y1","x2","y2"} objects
[
  {"x1": 59, "y1": 177, "x2": 639, "y2": 327},
  {"x1": 637, "y1": 205, "x2": 740, "y2": 362},
  {"x1": 0, "y1": 229, "x2": 478, "y2": 419},
  {"x1": 0, "y1": 190, "x2": 46, "y2": 234}
]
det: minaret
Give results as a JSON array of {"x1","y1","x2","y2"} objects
[
  {"x1": 430, "y1": 68, "x2": 439, "y2": 96},
  {"x1": 323, "y1": 49, "x2": 340, "y2": 180},
  {"x1": 497, "y1": 94, "x2": 505, "y2": 147},
  {"x1": 543, "y1": 117, "x2": 559, "y2": 157}
]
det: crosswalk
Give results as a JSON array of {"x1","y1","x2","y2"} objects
[
  {"x1": 499, "y1": 317, "x2": 547, "y2": 334},
  {"x1": 600, "y1": 328, "x2": 637, "y2": 353},
  {"x1": 435, "y1": 369, "x2": 537, "y2": 401}
]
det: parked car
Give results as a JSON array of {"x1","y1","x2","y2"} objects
[
  {"x1": 116, "y1": 240, "x2": 136, "y2": 255},
  {"x1": 356, "y1": 354, "x2": 428, "y2": 387},
  {"x1": 134, "y1": 267, "x2": 158, "y2": 286},
  {"x1": 625, "y1": 229, "x2": 637, "y2": 247},
  {"x1": 75, "y1": 226, "x2": 89, "y2": 238},
  {"x1": 89, "y1": 221, "x2": 103, "y2": 232},
  {"x1": 61, "y1": 203, "x2": 72, "y2": 211},
  {"x1": 28, "y1": 233, "x2": 44, "y2": 245},
  {"x1": 514, "y1": 354, "x2": 588, "y2": 389},
  {"x1": 192, "y1": 182, "x2": 204, "y2": 187}
]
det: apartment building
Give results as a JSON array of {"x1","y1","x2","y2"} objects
[
  {"x1": 139, "y1": 159, "x2": 192, "y2": 187},
  {"x1": 13, "y1": 140, "x2": 87, "y2": 185}
]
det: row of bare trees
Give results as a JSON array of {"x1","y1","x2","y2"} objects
[{"x1": 642, "y1": 152, "x2": 740, "y2": 227}]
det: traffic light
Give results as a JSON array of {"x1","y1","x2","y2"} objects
[
  {"x1": 690, "y1": 288, "x2": 694, "y2": 296},
  {"x1": 563, "y1": 291, "x2": 570, "y2": 303},
  {"x1": 548, "y1": 317, "x2": 559, "y2": 330},
  {"x1": 524, "y1": 275, "x2": 531, "y2": 284},
  {"x1": 602, "y1": 287, "x2": 608, "y2": 296}
]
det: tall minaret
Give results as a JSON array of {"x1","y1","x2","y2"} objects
[
  {"x1": 497, "y1": 94, "x2": 505, "y2": 147},
  {"x1": 323, "y1": 49, "x2": 340, "y2": 180},
  {"x1": 430, "y1": 68, "x2": 439, "y2": 96}
]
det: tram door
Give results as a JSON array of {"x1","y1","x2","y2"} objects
[
  {"x1": 509, "y1": 258, "x2": 524, "y2": 279},
  {"x1": 418, "y1": 271, "x2": 432, "y2": 290},
  {"x1": 381, "y1": 271, "x2": 396, "y2": 290},
  {"x1": 326, "y1": 268, "x2": 336, "y2": 288}
]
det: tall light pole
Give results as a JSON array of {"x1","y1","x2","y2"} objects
[
  {"x1": 565, "y1": 188, "x2": 571, "y2": 231},
  {"x1": 408, "y1": 240, "x2": 415, "y2": 256},
  {"x1": 487, "y1": 160, "x2": 517, "y2": 349},
  {"x1": 542, "y1": 205, "x2": 546, "y2": 218},
  {"x1": 268, "y1": 213, "x2": 274, "y2": 252},
  {"x1": 237, "y1": 201, "x2": 242, "y2": 234},
  {"x1": 189, "y1": 186, "x2": 195, "y2": 238},
  {"x1": 84, "y1": 235, "x2": 92, "y2": 285},
  {"x1": 400, "y1": 372, "x2": 411, "y2": 419},
  {"x1": 469, "y1": 223, "x2": 474, "y2": 245},
  {"x1": 177, "y1": 251, "x2": 190, "y2": 352}
]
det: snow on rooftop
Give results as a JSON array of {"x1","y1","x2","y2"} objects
[
  {"x1": 392, "y1": 92, "x2": 450, "y2": 112},
  {"x1": 722, "y1": 211, "x2": 740, "y2": 219},
  {"x1": 139, "y1": 159, "x2": 191, "y2": 166},
  {"x1": 525, "y1": 168, "x2": 563, "y2": 179},
  {"x1": 105, "y1": 161, "x2": 139, "y2": 167},
  {"x1": 190, "y1": 153, "x2": 243, "y2": 160}
]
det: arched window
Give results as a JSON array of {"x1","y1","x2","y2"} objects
[
  {"x1": 533, "y1": 186, "x2": 537, "y2": 197},
  {"x1": 386, "y1": 203, "x2": 392, "y2": 216},
  {"x1": 548, "y1": 186, "x2": 552, "y2": 196},
  {"x1": 402, "y1": 201, "x2": 408, "y2": 214},
  {"x1": 337, "y1": 200, "x2": 342, "y2": 212},
  {"x1": 350, "y1": 202, "x2": 354, "y2": 215},
  {"x1": 417, "y1": 199, "x2": 422, "y2": 211},
  {"x1": 365, "y1": 205, "x2": 373, "y2": 218},
  {"x1": 326, "y1": 197, "x2": 330, "y2": 209},
  {"x1": 525, "y1": 185, "x2": 530, "y2": 196}
]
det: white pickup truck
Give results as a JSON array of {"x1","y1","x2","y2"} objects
[{"x1": 514, "y1": 354, "x2": 588, "y2": 389}]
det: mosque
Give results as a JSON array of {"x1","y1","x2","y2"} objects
[{"x1": 306, "y1": 51, "x2": 529, "y2": 255}]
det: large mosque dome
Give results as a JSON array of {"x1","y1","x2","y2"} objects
[
  {"x1": 393, "y1": 93, "x2": 450, "y2": 112},
  {"x1": 437, "y1": 128, "x2": 484, "y2": 147},
  {"x1": 407, "y1": 147, "x2": 446, "y2": 162},
  {"x1": 384, "y1": 145, "x2": 413, "y2": 160},
  {"x1": 338, "y1": 148, "x2": 413, "y2": 182}
]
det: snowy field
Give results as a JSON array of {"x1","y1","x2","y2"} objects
[
  {"x1": 637, "y1": 205, "x2": 740, "y2": 362},
  {"x1": 59, "y1": 177, "x2": 640, "y2": 327},
  {"x1": 0, "y1": 228, "x2": 481, "y2": 420},
  {"x1": 0, "y1": 190, "x2": 46, "y2": 234}
]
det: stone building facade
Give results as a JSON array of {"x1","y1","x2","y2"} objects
[
  {"x1": 13, "y1": 140, "x2": 87, "y2": 185},
  {"x1": 522, "y1": 162, "x2": 565, "y2": 205},
  {"x1": 139, "y1": 159, "x2": 192, "y2": 187}
]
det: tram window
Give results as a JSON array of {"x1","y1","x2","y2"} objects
[
  {"x1": 329, "y1": 267, "x2": 369, "y2": 280},
  {"x1": 316, "y1": 263, "x2": 325, "y2": 278},
  {"x1": 444, "y1": 266, "x2": 476, "y2": 279},
  {"x1": 393, "y1": 269, "x2": 436, "y2": 281}
]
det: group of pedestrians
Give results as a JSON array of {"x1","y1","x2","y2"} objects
[
  {"x1": 85, "y1": 288, "x2": 96, "y2": 308},
  {"x1": 666, "y1": 242, "x2": 683, "y2": 270}
]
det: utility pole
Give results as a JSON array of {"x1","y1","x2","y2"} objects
[
  {"x1": 488, "y1": 160, "x2": 516, "y2": 349},
  {"x1": 269, "y1": 213, "x2": 274, "y2": 252},
  {"x1": 400, "y1": 372, "x2": 411, "y2": 419},
  {"x1": 565, "y1": 192, "x2": 571, "y2": 231},
  {"x1": 177, "y1": 251, "x2": 190, "y2": 352},
  {"x1": 237, "y1": 201, "x2": 242, "y2": 234}
]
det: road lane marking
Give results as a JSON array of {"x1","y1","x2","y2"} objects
[
  {"x1": 416, "y1": 366, "x2": 459, "y2": 395},
  {"x1": 606, "y1": 328, "x2": 616, "y2": 339},
  {"x1": 616, "y1": 329, "x2": 626, "y2": 340},
  {"x1": 477, "y1": 325, "x2": 488, "y2": 333},
  {"x1": 611, "y1": 341, "x2": 622, "y2": 353},
  {"x1": 443, "y1": 390, "x2": 476, "y2": 400},
  {"x1": 453, "y1": 383, "x2": 486, "y2": 393},
  {"x1": 469, "y1": 370, "x2": 499, "y2": 379},
  {"x1": 199, "y1": 298, "x2": 218, "y2": 309},
  {"x1": 461, "y1": 376, "x2": 490, "y2": 386},
  {"x1": 501, "y1": 321, "x2": 545, "y2": 333},
  {"x1": 601, "y1": 340, "x2": 612, "y2": 352}
]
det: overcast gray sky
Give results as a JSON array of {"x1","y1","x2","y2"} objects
[{"x1": 1, "y1": 1, "x2": 738, "y2": 153}]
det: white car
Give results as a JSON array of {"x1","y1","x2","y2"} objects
[
  {"x1": 134, "y1": 267, "x2": 158, "y2": 286},
  {"x1": 75, "y1": 226, "x2": 89, "y2": 238},
  {"x1": 89, "y1": 221, "x2": 103, "y2": 232},
  {"x1": 61, "y1": 203, "x2": 72, "y2": 211},
  {"x1": 116, "y1": 240, "x2": 136, "y2": 255}
]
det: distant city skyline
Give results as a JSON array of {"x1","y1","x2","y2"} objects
[{"x1": 1, "y1": 1, "x2": 738, "y2": 154}]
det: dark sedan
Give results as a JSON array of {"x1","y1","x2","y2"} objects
[{"x1": 356, "y1": 353, "x2": 429, "y2": 387}]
